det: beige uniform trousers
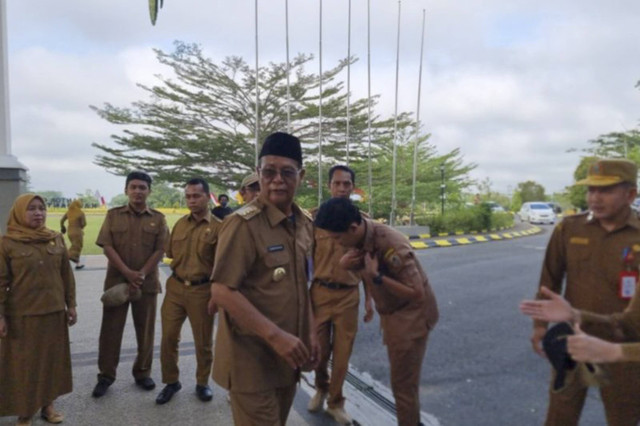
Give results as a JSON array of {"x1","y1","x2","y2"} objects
[
  {"x1": 230, "y1": 384, "x2": 297, "y2": 426},
  {"x1": 98, "y1": 293, "x2": 157, "y2": 381},
  {"x1": 387, "y1": 333, "x2": 429, "y2": 426},
  {"x1": 160, "y1": 276, "x2": 214, "y2": 385},
  {"x1": 545, "y1": 362, "x2": 640, "y2": 426},
  {"x1": 311, "y1": 283, "x2": 359, "y2": 409},
  {"x1": 67, "y1": 230, "x2": 83, "y2": 263}
]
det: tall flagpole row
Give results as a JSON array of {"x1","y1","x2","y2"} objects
[
  {"x1": 346, "y1": 0, "x2": 352, "y2": 165},
  {"x1": 318, "y1": 0, "x2": 323, "y2": 205},
  {"x1": 254, "y1": 0, "x2": 260, "y2": 166},
  {"x1": 410, "y1": 9, "x2": 426, "y2": 226},
  {"x1": 285, "y1": 0, "x2": 291, "y2": 132},
  {"x1": 390, "y1": 0, "x2": 401, "y2": 226}
]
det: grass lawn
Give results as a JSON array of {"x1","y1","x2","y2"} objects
[{"x1": 46, "y1": 210, "x2": 186, "y2": 255}]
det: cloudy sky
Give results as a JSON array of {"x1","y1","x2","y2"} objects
[{"x1": 4, "y1": 0, "x2": 640, "y2": 201}]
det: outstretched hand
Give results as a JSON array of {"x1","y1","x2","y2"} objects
[{"x1": 519, "y1": 287, "x2": 574, "y2": 323}]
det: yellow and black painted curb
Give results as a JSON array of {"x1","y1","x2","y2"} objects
[{"x1": 408, "y1": 226, "x2": 542, "y2": 250}]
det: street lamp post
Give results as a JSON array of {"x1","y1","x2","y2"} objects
[{"x1": 440, "y1": 163, "x2": 445, "y2": 215}]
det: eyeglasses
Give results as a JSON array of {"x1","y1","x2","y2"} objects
[{"x1": 259, "y1": 167, "x2": 301, "y2": 181}]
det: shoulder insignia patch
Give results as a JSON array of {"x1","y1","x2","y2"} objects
[
  {"x1": 383, "y1": 247, "x2": 402, "y2": 268},
  {"x1": 237, "y1": 204, "x2": 261, "y2": 220},
  {"x1": 300, "y1": 208, "x2": 313, "y2": 221}
]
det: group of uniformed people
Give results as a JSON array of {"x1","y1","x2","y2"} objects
[
  {"x1": 86, "y1": 131, "x2": 438, "y2": 426},
  {"x1": 5, "y1": 131, "x2": 640, "y2": 426}
]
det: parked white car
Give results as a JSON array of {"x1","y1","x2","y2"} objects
[{"x1": 518, "y1": 202, "x2": 556, "y2": 224}]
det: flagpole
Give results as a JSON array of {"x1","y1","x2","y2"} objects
[
  {"x1": 390, "y1": 0, "x2": 401, "y2": 226},
  {"x1": 366, "y1": 0, "x2": 373, "y2": 216},
  {"x1": 346, "y1": 0, "x2": 352, "y2": 165},
  {"x1": 410, "y1": 9, "x2": 426, "y2": 226},
  {"x1": 285, "y1": 0, "x2": 291, "y2": 132},
  {"x1": 318, "y1": 0, "x2": 323, "y2": 205},
  {"x1": 254, "y1": 0, "x2": 260, "y2": 166}
]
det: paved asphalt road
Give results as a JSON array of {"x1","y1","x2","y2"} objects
[{"x1": 349, "y1": 224, "x2": 608, "y2": 426}]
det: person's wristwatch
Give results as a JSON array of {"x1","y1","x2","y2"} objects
[{"x1": 372, "y1": 272, "x2": 384, "y2": 286}]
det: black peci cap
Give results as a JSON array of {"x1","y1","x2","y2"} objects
[{"x1": 258, "y1": 132, "x2": 303, "y2": 166}]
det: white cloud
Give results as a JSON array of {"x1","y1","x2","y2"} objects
[{"x1": 3, "y1": 0, "x2": 640, "y2": 201}]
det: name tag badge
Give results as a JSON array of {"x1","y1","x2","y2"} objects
[
  {"x1": 619, "y1": 271, "x2": 638, "y2": 300},
  {"x1": 268, "y1": 244, "x2": 284, "y2": 252}
]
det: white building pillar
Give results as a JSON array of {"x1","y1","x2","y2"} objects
[{"x1": 0, "y1": 0, "x2": 27, "y2": 233}]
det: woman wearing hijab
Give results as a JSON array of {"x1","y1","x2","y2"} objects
[
  {"x1": 60, "y1": 199, "x2": 86, "y2": 270},
  {"x1": 0, "y1": 194, "x2": 77, "y2": 426}
]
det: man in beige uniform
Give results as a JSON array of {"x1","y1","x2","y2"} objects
[
  {"x1": 208, "y1": 132, "x2": 318, "y2": 426},
  {"x1": 314, "y1": 197, "x2": 439, "y2": 426},
  {"x1": 308, "y1": 165, "x2": 373, "y2": 424},
  {"x1": 155, "y1": 178, "x2": 222, "y2": 405},
  {"x1": 239, "y1": 173, "x2": 260, "y2": 204},
  {"x1": 526, "y1": 159, "x2": 640, "y2": 426},
  {"x1": 93, "y1": 171, "x2": 169, "y2": 398}
]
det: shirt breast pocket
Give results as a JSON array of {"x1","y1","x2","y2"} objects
[
  {"x1": 142, "y1": 222, "x2": 160, "y2": 248},
  {"x1": 10, "y1": 247, "x2": 35, "y2": 271},
  {"x1": 46, "y1": 241, "x2": 66, "y2": 267},
  {"x1": 197, "y1": 231, "x2": 217, "y2": 260},
  {"x1": 264, "y1": 250, "x2": 290, "y2": 283},
  {"x1": 567, "y1": 244, "x2": 592, "y2": 279},
  {"x1": 171, "y1": 232, "x2": 188, "y2": 256},
  {"x1": 111, "y1": 223, "x2": 128, "y2": 249}
]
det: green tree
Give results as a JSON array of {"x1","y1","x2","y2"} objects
[
  {"x1": 92, "y1": 41, "x2": 400, "y2": 191},
  {"x1": 515, "y1": 180, "x2": 546, "y2": 203},
  {"x1": 147, "y1": 182, "x2": 183, "y2": 208},
  {"x1": 92, "y1": 41, "x2": 476, "y2": 217},
  {"x1": 76, "y1": 189, "x2": 99, "y2": 208},
  {"x1": 567, "y1": 156, "x2": 598, "y2": 210},
  {"x1": 109, "y1": 194, "x2": 129, "y2": 207}
]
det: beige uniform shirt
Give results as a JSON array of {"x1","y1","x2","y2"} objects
[
  {"x1": 166, "y1": 211, "x2": 222, "y2": 281},
  {"x1": 96, "y1": 204, "x2": 168, "y2": 293},
  {"x1": 0, "y1": 235, "x2": 76, "y2": 316},
  {"x1": 211, "y1": 198, "x2": 313, "y2": 392},
  {"x1": 358, "y1": 218, "x2": 439, "y2": 345},
  {"x1": 538, "y1": 210, "x2": 640, "y2": 340}
]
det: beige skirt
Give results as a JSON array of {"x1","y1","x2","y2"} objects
[{"x1": 0, "y1": 310, "x2": 72, "y2": 417}]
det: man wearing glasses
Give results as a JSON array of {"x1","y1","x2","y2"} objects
[{"x1": 208, "y1": 132, "x2": 319, "y2": 425}]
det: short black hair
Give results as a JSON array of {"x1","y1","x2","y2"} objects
[
  {"x1": 314, "y1": 197, "x2": 362, "y2": 232},
  {"x1": 329, "y1": 165, "x2": 355, "y2": 185},
  {"x1": 126, "y1": 171, "x2": 152, "y2": 189},
  {"x1": 186, "y1": 177, "x2": 210, "y2": 194},
  {"x1": 218, "y1": 194, "x2": 229, "y2": 201}
]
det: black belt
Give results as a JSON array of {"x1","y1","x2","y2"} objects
[
  {"x1": 171, "y1": 272, "x2": 210, "y2": 287},
  {"x1": 317, "y1": 280, "x2": 353, "y2": 290}
]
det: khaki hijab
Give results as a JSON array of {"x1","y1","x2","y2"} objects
[{"x1": 5, "y1": 194, "x2": 59, "y2": 243}]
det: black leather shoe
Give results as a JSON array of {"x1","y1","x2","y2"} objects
[
  {"x1": 92, "y1": 377, "x2": 113, "y2": 398},
  {"x1": 135, "y1": 377, "x2": 156, "y2": 391},
  {"x1": 155, "y1": 382, "x2": 182, "y2": 405},
  {"x1": 195, "y1": 384, "x2": 213, "y2": 402}
]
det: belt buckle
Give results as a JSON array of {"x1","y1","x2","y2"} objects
[{"x1": 184, "y1": 280, "x2": 192, "y2": 287}]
